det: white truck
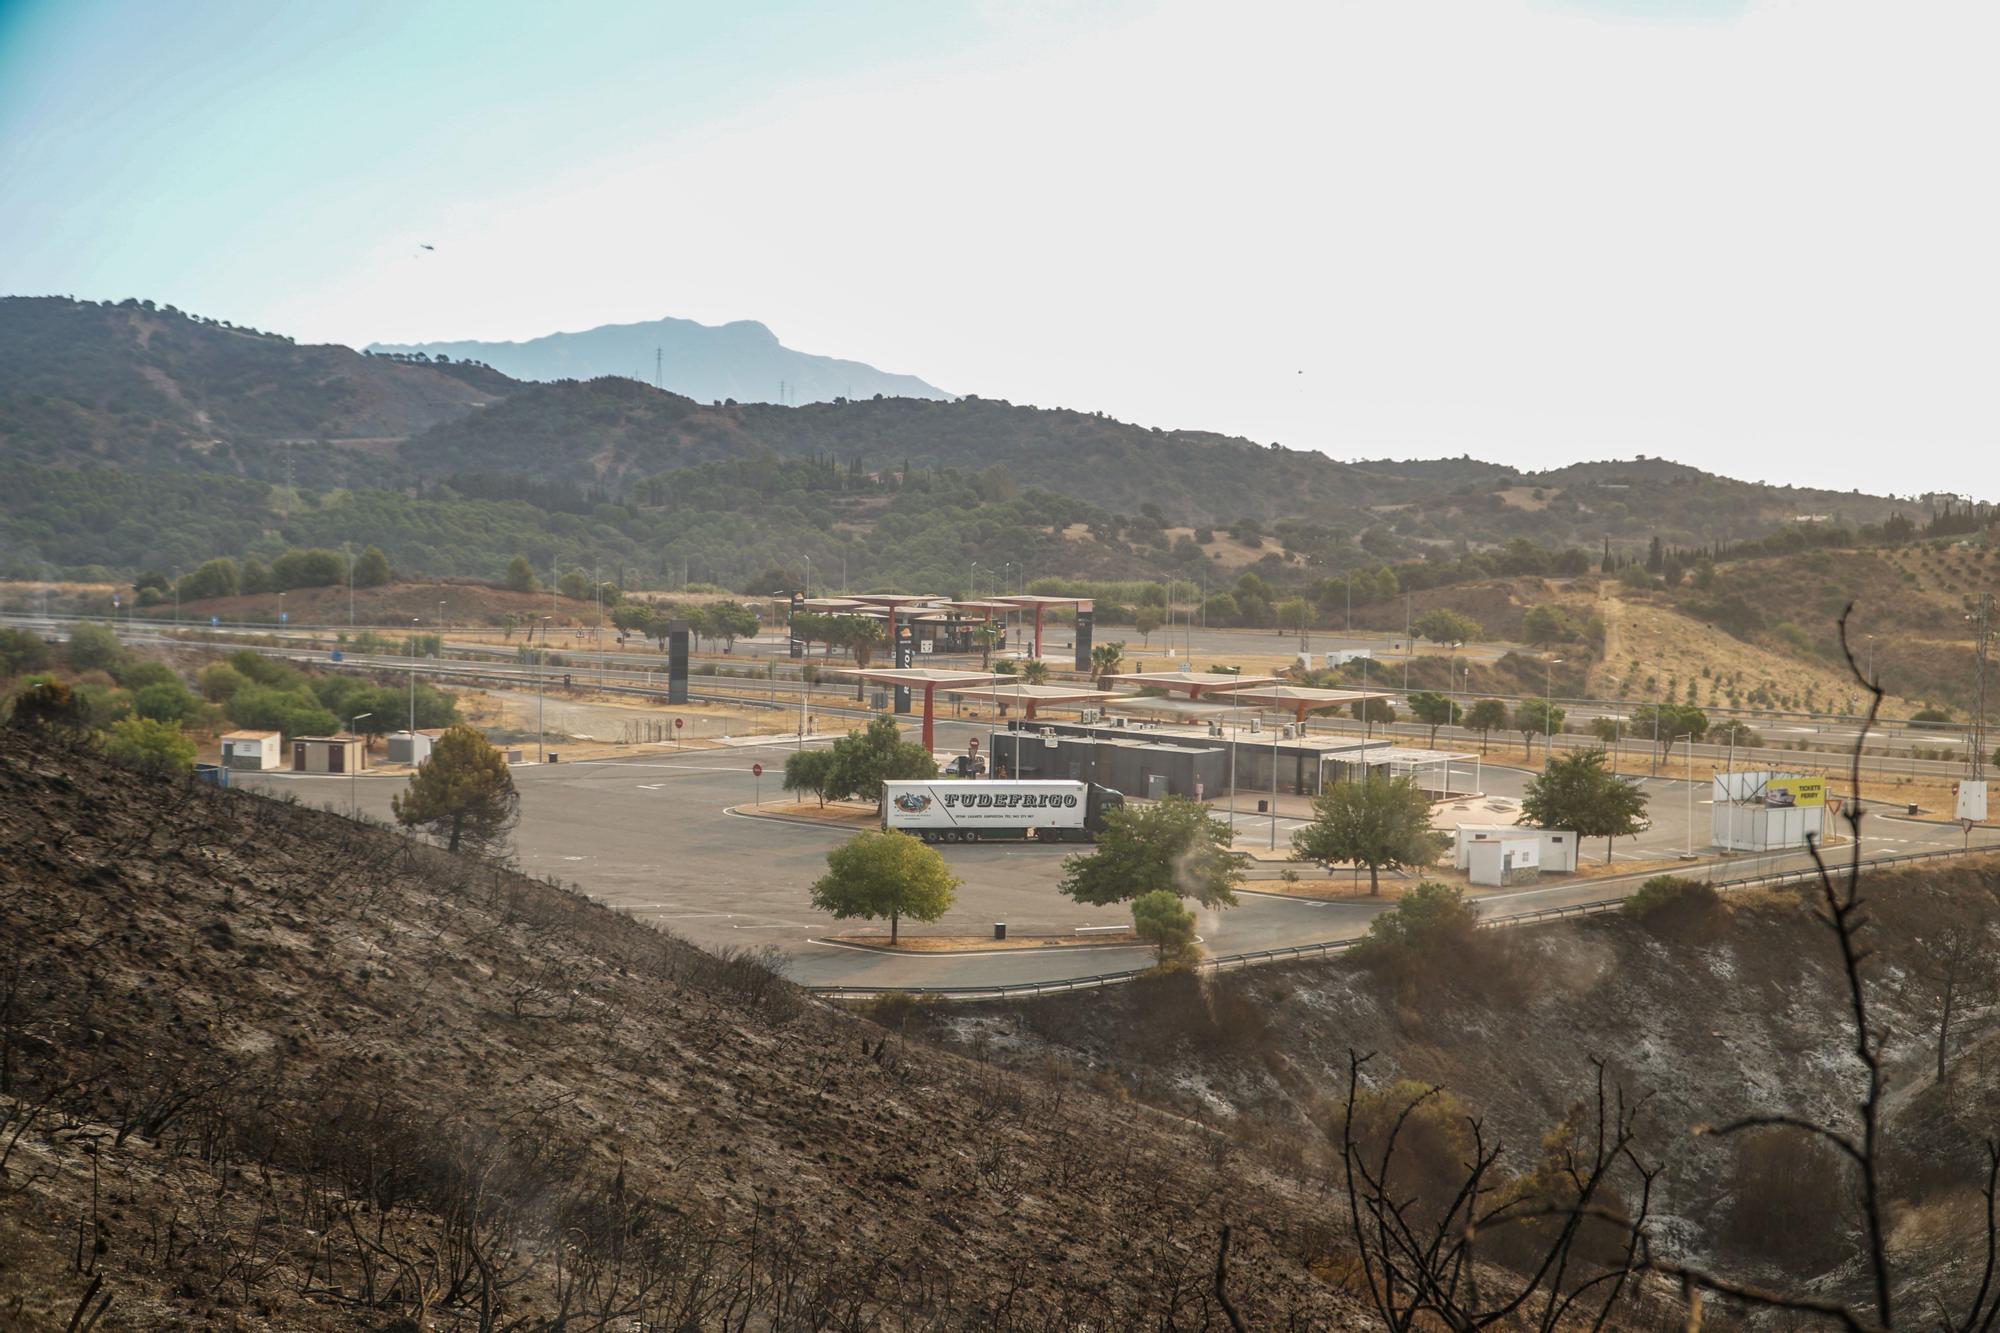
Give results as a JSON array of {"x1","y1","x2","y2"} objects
[{"x1": 880, "y1": 779, "x2": 1124, "y2": 844}]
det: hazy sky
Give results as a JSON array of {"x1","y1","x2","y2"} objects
[{"x1": 2, "y1": 0, "x2": 1993, "y2": 497}]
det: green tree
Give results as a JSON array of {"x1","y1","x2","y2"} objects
[
  {"x1": 1465, "y1": 699, "x2": 1510, "y2": 755},
  {"x1": 1352, "y1": 880, "x2": 1479, "y2": 979},
  {"x1": 1131, "y1": 890, "x2": 1197, "y2": 965},
  {"x1": 351, "y1": 545, "x2": 393, "y2": 587},
  {"x1": 196, "y1": 662, "x2": 249, "y2": 702},
  {"x1": 809, "y1": 830, "x2": 959, "y2": 944},
  {"x1": 1522, "y1": 604, "x2": 1571, "y2": 646},
  {"x1": 1407, "y1": 691, "x2": 1461, "y2": 747},
  {"x1": 270, "y1": 547, "x2": 348, "y2": 590},
  {"x1": 505, "y1": 555, "x2": 539, "y2": 593},
  {"x1": 1275, "y1": 597, "x2": 1311, "y2": 636},
  {"x1": 1352, "y1": 697, "x2": 1397, "y2": 727},
  {"x1": 176, "y1": 557, "x2": 240, "y2": 601},
  {"x1": 63, "y1": 622, "x2": 124, "y2": 673},
  {"x1": 826, "y1": 715, "x2": 937, "y2": 809},
  {"x1": 1058, "y1": 796, "x2": 1245, "y2": 909},
  {"x1": 1513, "y1": 698, "x2": 1566, "y2": 759},
  {"x1": 1291, "y1": 775, "x2": 1446, "y2": 897},
  {"x1": 1519, "y1": 748, "x2": 1649, "y2": 864},
  {"x1": 0, "y1": 627, "x2": 50, "y2": 678},
  {"x1": 1134, "y1": 607, "x2": 1162, "y2": 646},
  {"x1": 105, "y1": 717, "x2": 196, "y2": 776},
  {"x1": 1412, "y1": 608, "x2": 1482, "y2": 643},
  {"x1": 558, "y1": 569, "x2": 591, "y2": 600},
  {"x1": 240, "y1": 558, "x2": 273, "y2": 595},
  {"x1": 132, "y1": 679, "x2": 200, "y2": 724},
  {"x1": 391, "y1": 724, "x2": 520, "y2": 854},
  {"x1": 1632, "y1": 703, "x2": 1707, "y2": 761},
  {"x1": 1021, "y1": 659, "x2": 1052, "y2": 686},
  {"x1": 783, "y1": 748, "x2": 837, "y2": 807},
  {"x1": 1090, "y1": 641, "x2": 1125, "y2": 685},
  {"x1": 225, "y1": 685, "x2": 339, "y2": 739}
]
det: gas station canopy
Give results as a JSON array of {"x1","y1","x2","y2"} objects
[{"x1": 1099, "y1": 670, "x2": 1280, "y2": 699}]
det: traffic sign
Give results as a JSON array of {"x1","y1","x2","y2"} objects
[
  {"x1": 751, "y1": 763, "x2": 763, "y2": 776},
  {"x1": 968, "y1": 737, "x2": 980, "y2": 751},
  {"x1": 674, "y1": 717, "x2": 684, "y2": 729},
  {"x1": 210, "y1": 615, "x2": 219, "y2": 627}
]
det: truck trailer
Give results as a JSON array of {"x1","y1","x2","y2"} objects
[{"x1": 880, "y1": 779, "x2": 1124, "y2": 843}]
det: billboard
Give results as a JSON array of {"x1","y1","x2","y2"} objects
[
  {"x1": 1957, "y1": 780, "x2": 1988, "y2": 822},
  {"x1": 1764, "y1": 776, "x2": 1826, "y2": 808}
]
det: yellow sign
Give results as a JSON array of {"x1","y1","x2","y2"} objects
[{"x1": 1765, "y1": 776, "x2": 1826, "y2": 808}]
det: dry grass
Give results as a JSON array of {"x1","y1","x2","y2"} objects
[{"x1": 830, "y1": 931, "x2": 1142, "y2": 953}]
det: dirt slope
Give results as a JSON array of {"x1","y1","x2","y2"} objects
[{"x1": 0, "y1": 734, "x2": 1356, "y2": 1329}]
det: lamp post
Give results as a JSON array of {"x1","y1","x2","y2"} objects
[
  {"x1": 538, "y1": 616, "x2": 551, "y2": 762},
  {"x1": 1269, "y1": 712, "x2": 1281, "y2": 850},
  {"x1": 347, "y1": 713, "x2": 372, "y2": 814},
  {"x1": 1544, "y1": 656, "x2": 1564, "y2": 773},
  {"x1": 345, "y1": 541, "x2": 354, "y2": 627}
]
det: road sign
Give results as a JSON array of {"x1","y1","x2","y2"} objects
[
  {"x1": 280, "y1": 611, "x2": 289, "y2": 623},
  {"x1": 751, "y1": 763, "x2": 763, "y2": 776},
  {"x1": 967, "y1": 737, "x2": 980, "y2": 751},
  {"x1": 751, "y1": 762, "x2": 763, "y2": 809},
  {"x1": 674, "y1": 717, "x2": 683, "y2": 729},
  {"x1": 210, "y1": 615, "x2": 219, "y2": 627}
]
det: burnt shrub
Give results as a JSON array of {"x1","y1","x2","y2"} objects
[
  {"x1": 1719, "y1": 1127, "x2": 1855, "y2": 1275},
  {"x1": 1623, "y1": 876, "x2": 1727, "y2": 941}
]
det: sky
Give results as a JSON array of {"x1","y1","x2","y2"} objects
[{"x1": 2, "y1": 0, "x2": 1994, "y2": 498}]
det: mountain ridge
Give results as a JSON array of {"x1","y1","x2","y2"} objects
[{"x1": 370, "y1": 311, "x2": 951, "y2": 406}]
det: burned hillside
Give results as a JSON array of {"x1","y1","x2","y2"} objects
[{"x1": 0, "y1": 733, "x2": 1357, "y2": 1330}]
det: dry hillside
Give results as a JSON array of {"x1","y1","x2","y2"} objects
[{"x1": 0, "y1": 733, "x2": 1357, "y2": 1329}]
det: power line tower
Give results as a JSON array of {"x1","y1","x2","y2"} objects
[{"x1": 654, "y1": 346, "x2": 662, "y2": 389}]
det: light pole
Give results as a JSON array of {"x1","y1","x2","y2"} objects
[
  {"x1": 970, "y1": 560, "x2": 979, "y2": 601},
  {"x1": 538, "y1": 616, "x2": 551, "y2": 761},
  {"x1": 1543, "y1": 656, "x2": 1564, "y2": 772},
  {"x1": 347, "y1": 713, "x2": 372, "y2": 814},
  {"x1": 277, "y1": 590, "x2": 285, "y2": 628},
  {"x1": 346, "y1": 541, "x2": 354, "y2": 627},
  {"x1": 409, "y1": 618, "x2": 420, "y2": 738}
]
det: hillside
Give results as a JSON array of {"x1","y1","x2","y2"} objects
[
  {"x1": 0, "y1": 297, "x2": 512, "y2": 480},
  {"x1": 920, "y1": 864, "x2": 2000, "y2": 1317},
  {"x1": 0, "y1": 733, "x2": 1353, "y2": 1329},
  {"x1": 397, "y1": 375, "x2": 1916, "y2": 544},
  {"x1": 371, "y1": 313, "x2": 950, "y2": 405}
]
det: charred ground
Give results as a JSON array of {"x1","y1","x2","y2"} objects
[{"x1": 0, "y1": 732, "x2": 1357, "y2": 1329}]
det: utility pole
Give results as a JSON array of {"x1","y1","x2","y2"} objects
[{"x1": 655, "y1": 346, "x2": 662, "y2": 389}]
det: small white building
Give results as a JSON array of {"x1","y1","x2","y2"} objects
[
  {"x1": 1466, "y1": 834, "x2": 1541, "y2": 887},
  {"x1": 219, "y1": 729, "x2": 282, "y2": 771},
  {"x1": 1454, "y1": 824, "x2": 1580, "y2": 874}
]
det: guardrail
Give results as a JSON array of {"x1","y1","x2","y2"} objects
[{"x1": 806, "y1": 844, "x2": 1990, "y2": 1001}]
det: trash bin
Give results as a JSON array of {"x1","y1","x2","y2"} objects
[
  {"x1": 994, "y1": 923, "x2": 1007, "y2": 941},
  {"x1": 1257, "y1": 798, "x2": 1269, "y2": 813},
  {"x1": 1907, "y1": 803, "x2": 1919, "y2": 815},
  {"x1": 549, "y1": 752, "x2": 560, "y2": 764}
]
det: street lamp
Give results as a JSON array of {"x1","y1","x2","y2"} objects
[
  {"x1": 409, "y1": 618, "x2": 420, "y2": 738},
  {"x1": 538, "y1": 616, "x2": 552, "y2": 762},
  {"x1": 347, "y1": 713, "x2": 372, "y2": 814},
  {"x1": 1544, "y1": 656, "x2": 1564, "y2": 773}
]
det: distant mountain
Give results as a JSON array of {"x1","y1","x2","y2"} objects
[
  {"x1": 0, "y1": 296, "x2": 512, "y2": 480},
  {"x1": 369, "y1": 315, "x2": 950, "y2": 406}
]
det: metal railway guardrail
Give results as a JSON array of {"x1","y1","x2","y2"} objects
[{"x1": 806, "y1": 844, "x2": 1990, "y2": 1001}]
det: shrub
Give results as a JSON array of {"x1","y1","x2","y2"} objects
[
  {"x1": 1351, "y1": 881, "x2": 1479, "y2": 981},
  {"x1": 63, "y1": 622, "x2": 125, "y2": 672},
  {"x1": 0, "y1": 627, "x2": 51, "y2": 678},
  {"x1": 1340, "y1": 1081, "x2": 1477, "y2": 1231},
  {"x1": 197, "y1": 662, "x2": 250, "y2": 702},
  {"x1": 1622, "y1": 875, "x2": 1726, "y2": 939},
  {"x1": 105, "y1": 717, "x2": 196, "y2": 776},
  {"x1": 132, "y1": 680, "x2": 200, "y2": 724}
]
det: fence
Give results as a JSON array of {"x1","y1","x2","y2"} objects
[{"x1": 805, "y1": 844, "x2": 1988, "y2": 1001}]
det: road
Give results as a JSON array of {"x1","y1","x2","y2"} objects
[{"x1": 236, "y1": 714, "x2": 1997, "y2": 993}]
